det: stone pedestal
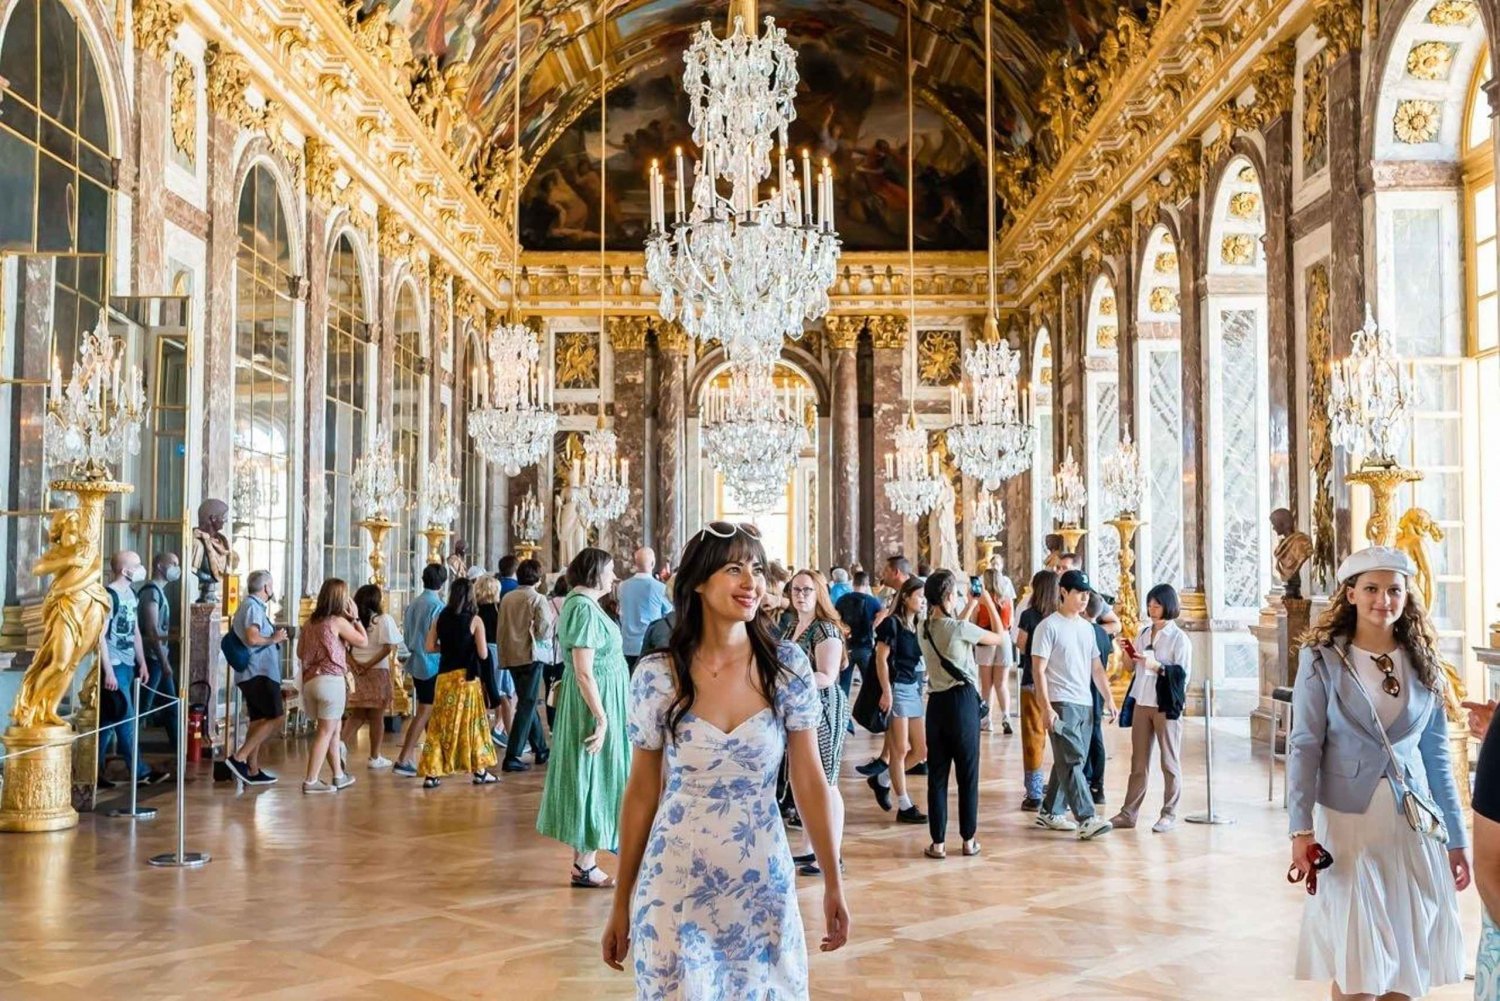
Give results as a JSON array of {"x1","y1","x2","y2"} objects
[
  {"x1": 0, "y1": 724, "x2": 77, "y2": 831},
  {"x1": 188, "y1": 603, "x2": 223, "y2": 745},
  {"x1": 1249, "y1": 608, "x2": 1282, "y2": 746}
]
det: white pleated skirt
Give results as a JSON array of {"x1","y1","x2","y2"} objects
[{"x1": 1295, "y1": 781, "x2": 1464, "y2": 997}]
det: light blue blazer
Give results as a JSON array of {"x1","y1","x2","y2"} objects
[{"x1": 1287, "y1": 641, "x2": 1466, "y2": 849}]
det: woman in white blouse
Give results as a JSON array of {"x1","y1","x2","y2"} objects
[{"x1": 1110, "y1": 584, "x2": 1191, "y2": 834}]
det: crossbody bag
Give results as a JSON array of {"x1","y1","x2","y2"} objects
[{"x1": 1331, "y1": 646, "x2": 1448, "y2": 847}]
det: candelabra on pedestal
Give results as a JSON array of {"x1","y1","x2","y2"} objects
[
  {"x1": 512, "y1": 486, "x2": 543, "y2": 562},
  {"x1": 1101, "y1": 431, "x2": 1147, "y2": 703},
  {"x1": 1049, "y1": 446, "x2": 1088, "y2": 567},
  {"x1": 351, "y1": 427, "x2": 405, "y2": 589},
  {"x1": 420, "y1": 457, "x2": 461, "y2": 565}
]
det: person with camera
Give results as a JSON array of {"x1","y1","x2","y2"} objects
[{"x1": 1287, "y1": 547, "x2": 1467, "y2": 999}]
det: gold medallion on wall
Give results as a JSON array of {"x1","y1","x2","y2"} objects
[
  {"x1": 916, "y1": 329, "x2": 962, "y2": 387},
  {"x1": 554, "y1": 331, "x2": 600, "y2": 390}
]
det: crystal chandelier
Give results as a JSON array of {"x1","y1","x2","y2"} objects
[
  {"x1": 946, "y1": 328, "x2": 1035, "y2": 492},
  {"x1": 352, "y1": 426, "x2": 405, "y2": 522},
  {"x1": 702, "y1": 363, "x2": 808, "y2": 512},
  {"x1": 231, "y1": 457, "x2": 265, "y2": 525},
  {"x1": 511, "y1": 485, "x2": 543, "y2": 546},
  {"x1": 45, "y1": 312, "x2": 148, "y2": 481},
  {"x1": 574, "y1": 412, "x2": 629, "y2": 530},
  {"x1": 467, "y1": 317, "x2": 557, "y2": 476},
  {"x1": 423, "y1": 457, "x2": 460, "y2": 527},
  {"x1": 1329, "y1": 304, "x2": 1411, "y2": 467},
  {"x1": 644, "y1": 4, "x2": 841, "y2": 367},
  {"x1": 883, "y1": 410, "x2": 943, "y2": 521},
  {"x1": 1050, "y1": 447, "x2": 1087, "y2": 527},
  {"x1": 1100, "y1": 429, "x2": 1143, "y2": 517},
  {"x1": 972, "y1": 488, "x2": 1005, "y2": 540}
]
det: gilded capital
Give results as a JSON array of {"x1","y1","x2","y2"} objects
[
  {"x1": 376, "y1": 205, "x2": 410, "y2": 262},
  {"x1": 429, "y1": 257, "x2": 451, "y2": 290},
  {"x1": 454, "y1": 282, "x2": 483, "y2": 330},
  {"x1": 204, "y1": 42, "x2": 252, "y2": 125},
  {"x1": 1248, "y1": 42, "x2": 1297, "y2": 126},
  {"x1": 133, "y1": 0, "x2": 183, "y2": 59},
  {"x1": 868, "y1": 315, "x2": 907, "y2": 350},
  {"x1": 1315, "y1": 0, "x2": 1364, "y2": 59},
  {"x1": 825, "y1": 315, "x2": 863, "y2": 350},
  {"x1": 606, "y1": 316, "x2": 649, "y2": 351},
  {"x1": 655, "y1": 321, "x2": 691, "y2": 354}
]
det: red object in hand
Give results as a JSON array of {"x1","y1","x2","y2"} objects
[
  {"x1": 1287, "y1": 842, "x2": 1335, "y2": 895},
  {"x1": 1121, "y1": 639, "x2": 1139, "y2": 660}
]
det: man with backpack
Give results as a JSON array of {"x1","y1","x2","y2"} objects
[
  {"x1": 224, "y1": 569, "x2": 288, "y2": 784},
  {"x1": 101, "y1": 551, "x2": 170, "y2": 787},
  {"x1": 393, "y1": 563, "x2": 447, "y2": 777}
]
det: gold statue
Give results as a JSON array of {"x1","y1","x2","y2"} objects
[
  {"x1": 11, "y1": 508, "x2": 111, "y2": 728},
  {"x1": 1270, "y1": 508, "x2": 1313, "y2": 600},
  {"x1": 1396, "y1": 507, "x2": 1444, "y2": 612}
]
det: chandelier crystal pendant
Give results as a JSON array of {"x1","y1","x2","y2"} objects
[
  {"x1": 972, "y1": 488, "x2": 1005, "y2": 541},
  {"x1": 351, "y1": 426, "x2": 405, "y2": 523},
  {"x1": 467, "y1": 317, "x2": 557, "y2": 477},
  {"x1": 644, "y1": 1, "x2": 841, "y2": 367},
  {"x1": 701, "y1": 362, "x2": 808, "y2": 513},
  {"x1": 1100, "y1": 429, "x2": 1143, "y2": 517},
  {"x1": 574, "y1": 412, "x2": 630, "y2": 529},
  {"x1": 1328, "y1": 304, "x2": 1412, "y2": 467},
  {"x1": 883, "y1": 411, "x2": 943, "y2": 521},
  {"x1": 45, "y1": 312, "x2": 148, "y2": 481},
  {"x1": 1049, "y1": 447, "x2": 1087, "y2": 527}
]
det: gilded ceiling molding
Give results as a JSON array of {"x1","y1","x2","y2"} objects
[
  {"x1": 825, "y1": 316, "x2": 864, "y2": 350},
  {"x1": 606, "y1": 316, "x2": 650, "y2": 352},
  {"x1": 867, "y1": 316, "x2": 908, "y2": 350},
  {"x1": 1314, "y1": 0, "x2": 1365, "y2": 59},
  {"x1": 133, "y1": 0, "x2": 183, "y2": 59}
]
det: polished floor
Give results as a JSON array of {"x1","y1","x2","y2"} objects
[{"x1": 0, "y1": 714, "x2": 1482, "y2": 1000}]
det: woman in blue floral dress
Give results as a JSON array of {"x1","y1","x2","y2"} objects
[{"x1": 602, "y1": 522, "x2": 850, "y2": 999}]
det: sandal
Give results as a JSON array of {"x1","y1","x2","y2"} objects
[
  {"x1": 571, "y1": 864, "x2": 616, "y2": 889},
  {"x1": 422, "y1": 777, "x2": 441, "y2": 789},
  {"x1": 924, "y1": 844, "x2": 947, "y2": 860},
  {"x1": 963, "y1": 840, "x2": 982, "y2": 857},
  {"x1": 472, "y1": 771, "x2": 498, "y2": 785}
]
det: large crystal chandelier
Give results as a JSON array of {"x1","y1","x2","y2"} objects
[
  {"x1": 1050, "y1": 447, "x2": 1087, "y2": 527},
  {"x1": 45, "y1": 312, "x2": 148, "y2": 481},
  {"x1": 1100, "y1": 430, "x2": 1143, "y2": 517},
  {"x1": 702, "y1": 363, "x2": 808, "y2": 512},
  {"x1": 644, "y1": 2, "x2": 841, "y2": 367},
  {"x1": 883, "y1": 411, "x2": 943, "y2": 521},
  {"x1": 467, "y1": 318, "x2": 557, "y2": 476},
  {"x1": 942, "y1": 0, "x2": 1033, "y2": 493},
  {"x1": 352, "y1": 426, "x2": 405, "y2": 522},
  {"x1": 574, "y1": 412, "x2": 629, "y2": 529},
  {"x1": 972, "y1": 489, "x2": 1005, "y2": 540},
  {"x1": 1329, "y1": 304, "x2": 1411, "y2": 467}
]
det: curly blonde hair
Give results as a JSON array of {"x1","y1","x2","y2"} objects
[{"x1": 1299, "y1": 573, "x2": 1444, "y2": 692}]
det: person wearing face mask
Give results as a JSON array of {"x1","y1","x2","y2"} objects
[
  {"x1": 136, "y1": 552, "x2": 181, "y2": 751},
  {"x1": 225, "y1": 569, "x2": 290, "y2": 785},
  {"x1": 100, "y1": 551, "x2": 169, "y2": 787},
  {"x1": 1287, "y1": 547, "x2": 1468, "y2": 1000}
]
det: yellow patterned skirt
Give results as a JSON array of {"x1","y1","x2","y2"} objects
[{"x1": 418, "y1": 671, "x2": 498, "y2": 777}]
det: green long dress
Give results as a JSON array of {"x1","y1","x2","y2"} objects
[{"x1": 536, "y1": 591, "x2": 631, "y2": 853}]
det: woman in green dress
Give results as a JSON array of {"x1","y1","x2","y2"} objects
[{"x1": 537, "y1": 546, "x2": 630, "y2": 888}]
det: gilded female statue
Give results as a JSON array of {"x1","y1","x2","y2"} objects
[
  {"x1": 1395, "y1": 507, "x2": 1466, "y2": 712},
  {"x1": 11, "y1": 508, "x2": 111, "y2": 728}
]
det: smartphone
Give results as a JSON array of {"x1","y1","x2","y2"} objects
[
  {"x1": 1121, "y1": 639, "x2": 1139, "y2": 660},
  {"x1": 969, "y1": 575, "x2": 983, "y2": 597}
]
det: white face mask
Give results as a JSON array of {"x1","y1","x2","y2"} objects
[
  {"x1": 127, "y1": 565, "x2": 147, "y2": 583},
  {"x1": 164, "y1": 565, "x2": 181, "y2": 583}
]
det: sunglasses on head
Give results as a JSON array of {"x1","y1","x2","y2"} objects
[{"x1": 697, "y1": 521, "x2": 762, "y2": 542}]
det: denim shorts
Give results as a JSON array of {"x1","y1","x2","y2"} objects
[{"x1": 891, "y1": 679, "x2": 925, "y2": 718}]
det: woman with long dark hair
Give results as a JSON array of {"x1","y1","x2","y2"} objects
[
  {"x1": 343, "y1": 583, "x2": 400, "y2": 768},
  {"x1": 1111, "y1": 583, "x2": 1191, "y2": 833},
  {"x1": 419, "y1": 576, "x2": 498, "y2": 788},
  {"x1": 1287, "y1": 547, "x2": 1467, "y2": 999},
  {"x1": 868, "y1": 576, "x2": 927, "y2": 823},
  {"x1": 536, "y1": 547, "x2": 630, "y2": 887},
  {"x1": 1015, "y1": 570, "x2": 1059, "y2": 810},
  {"x1": 296, "y1": 578, "x2": 367, "y2": 794},
  {"x1": 602, "y1": 522, "x2": 848, "y2": 996}
]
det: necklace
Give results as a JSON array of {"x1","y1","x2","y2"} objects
[{"x1": 702, "y1": 650, "x2": 753, "y2": 681}]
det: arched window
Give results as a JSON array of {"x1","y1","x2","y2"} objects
[
  {"x1": 1084, "y1": 276, "x2": 1120, "y2": 587},
  {"x1": 1136, "y1": 225, "x2": 1184, "y2": 591},
  {"x1": 1466, "y1": 51, "x2": 1497, "y2": 662},
  {"x1": 390, "y1": 283, "x2": 425, "y2": 597},
  {"x1": 1030, "y1": 330, "x2": 1053, "y2": 570},
  {"x1": 324, "y1": 232, "x2": 372, "y2": 585},
  {"x1": 461, "y1": 325, "x2": 487, "y2": 563},
  {"x1": 233, "y1": 164, "x2": 297, "y2": 596}
]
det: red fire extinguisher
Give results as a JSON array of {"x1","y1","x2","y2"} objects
[{"x1": 188, "y1": 705, "x2": 206, "y2": 761}]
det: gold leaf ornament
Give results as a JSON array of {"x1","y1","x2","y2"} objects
[{"x1": 1394, "y1": 100, "x2": 1441, "y2": 144}]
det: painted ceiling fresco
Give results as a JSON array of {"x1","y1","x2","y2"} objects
[{"x1": 391, "y1": 0, "x2": 1130, "y2": 249}]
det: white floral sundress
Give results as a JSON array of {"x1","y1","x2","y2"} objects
[{"x1": 626, "y1": 642, "x2": 820, "y2": 1000}]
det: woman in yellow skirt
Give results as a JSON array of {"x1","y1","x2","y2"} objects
[{"x1": 419, "y1": 577, "x2": 499, "y2": 788}]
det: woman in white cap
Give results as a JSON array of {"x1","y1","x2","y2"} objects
[{"x1": 1287, "y1": 546, "x2": 1468, "y2": 1000}]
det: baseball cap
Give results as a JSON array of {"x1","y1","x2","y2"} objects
[{"x1": 1058, "y1": 569, "x2": 1093, "y2": 593}]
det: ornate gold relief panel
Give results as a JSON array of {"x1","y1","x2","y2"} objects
[
  {"x1": 1154, "y1": 251, "x2": 1178, "y2": 274},
  {"x1": 1427, "y1": 0, "x2": 1479, "y2": 26},
  {"x1": 917, "y1": 329, "x2": 962, "y2": 387},
  {"x1": 1406, "y1": 41, "x2": 1459, "y2": 81},
  {"x1": 169, "y1": 53, "x2": 196, "y2": 168},
  {"x1": 1302, "y1": 50, "x2": 1329, "y2": 175},
  {"x1": 1306, "y1": 261, "x2": 1335, "y2": 589},
  {"x1": 1148, "y1": 287, "x2": 1180, "y2": 314},
  {"x1": 554, "y1": 330, "x2": 600, "y2": 390},
  {"x1": 1221, "y1": 233, "x2": 1256, "y2": 267},
  {"x1": 1394, "y1": 100, "x2": 1441, "y2": 144}
]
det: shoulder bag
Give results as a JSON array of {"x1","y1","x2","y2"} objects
[{"x1": 1332, "y1": 645, "x2": 1448, "y2": 846}]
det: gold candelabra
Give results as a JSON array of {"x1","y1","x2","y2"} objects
[
  {"x1": 1104, "y1": 514, "x2": 1144, "y2": 705},
  {"x1": 1346, "y1": 461, "x2": 1422, "y2": 548},
  {"x1": 1056, "y1": 525, "x2": 1086, "y2": 562},
  {"x1": 358, "y1": 517, "x2": 396, "y2": 588},
  {"x1": 420, "y1": 523, "x2": 450, "y2": 566}
]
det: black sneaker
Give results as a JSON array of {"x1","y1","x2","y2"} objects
[
  {"x1": 245, "y1": 771, "x2": 277, "y2": 785},
  {"x1": 1021, "y1": 797, "x2": 1041, "y2": 812},
  {"x1": 855, "y1": 757, "x2": 888, "y2": 778},
  {"x1": 1001, "y1": 719, "x2": 1014, "y2": 735},
  {"x1": 905, "y1": 761, "x2": 928, "y2": 776},
  {"x1": 502, "y1": 759, "x2": 531, "y2": 773},
  {"x1": 1091, "y1": 789, "x2": 1106, "y2": 806},
  {"x1": 224, "y1": 757, "x2": 252, "y2": 784},
  {"x1": 791, "y1": 852, "x2": 817, "y2": 865},
  {"x1": 534, "y1": 751, "x2": 550, "y2": 766},
  {"x1": 96, "y1": 776, "x2": 117, "y2": 790},
  {"x1": 897, "y1": 805, "x2": 927, "y2": 824},
  {"x1": 867, "y1": 774, "x2": 891, "y2": 812}
]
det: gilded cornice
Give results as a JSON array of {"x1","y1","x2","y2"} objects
[
  {"x1": 606, "y1": 316, "x2": 649, "y2": 351},
  {"x1": 133, "y1": 0, "x2": 183, "y2": 59},
  {"x1": 1314, "y1": 0, "x2": 1365, "y2": 59}
]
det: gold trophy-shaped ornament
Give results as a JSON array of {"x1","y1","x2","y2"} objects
[
  {"x1": 2, "y1": 317, "x2": 147, "y2": 832},
  {"x1": 351, "y1": 426, "x2": 405, "y2": 589},
  {"x1": 1101, "y1": 432, "x2": 1145, "y2": 706}
]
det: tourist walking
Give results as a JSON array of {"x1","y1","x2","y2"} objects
[
  {"x1": 618, "y1": 546, "x2": 673, "y2": 673},
  {"x1": 475, "y1": 574, "x2": 516, "y2": 746},
  {"x1": 976, "y1": 564, "x2": 1015, "y2": 734},
  {"x1": 498, "y1": 558, "x2": 554, "y2": 772},
  {"x1": 343, "y1": 583, "x2": 400, "y2": 769},
  {"x1": 418, "y1": 576, "x2": 499, "y2": 788},
  {"x1": 296, "y1": 578, "x2": 366, "y2": 794},
  {"x1": 1111, "y1": 584, "x2": 1191, "y2": 833},
  {"x1": 1288, "y1": 547, "x2": 1467, "y2": 999},
  {"x1": 917, "y1": 569, "x2": 1007, "y2": 859},
  {"x1": 393, "y1": 563, "x2": 447, "y2": 777},
  {"x1": 601, "y1": 521, "x2": 849, "y2": 996},
  {"x1": 537, "y1": 547, "x2": 631, "y2": 887},
  {"x1": 1469, "y1": 698, "x2": 1500, "y2": 999},
  {"x1": 786, "y1": 569, "x2": 850, "y2": 875},
  {"x1": 1014, "y1": 569, "x2": 1058, "y2": 809},
  {"x1": 225, "y1": 569, "x2": 289, "y2": 785},
  {"x1": 868, "y1": 576, "x2": 928, "y2": 824}
]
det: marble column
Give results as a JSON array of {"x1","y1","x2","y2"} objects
[
  {"x1": 826, "y1": 316, "x2": 862, "y2": 568},
  {"x1": 1261, "y1": 116, "x2": 1297, "y2": 518},
  {"x1": 201, "y1": 114, "x2": 239, "y2": 505},
  {"x1": 301, "y1": 206, "x2": 331, "y2": 594},
  {"x1": 607, "y1": 317, "x2": 650, "y2": 568},
  {"x1": 1115, "y1": 248, "x2": 1138, "y2": 440},
  {"x1": 487, "y1": 467, "x2": 509, "y2": 560},
  {"x1": 132, "y1": 55, "x2": 169, "y2": 294},
  {"x1": 868, "y1": 315, "x2": 907, "y2": 566},
  {"x1": 1176, "y1": 196, "x2": 1207, "y2": 596},
  {"x1": 654, "y1": 323, "x2": 689, "y2": 565}
]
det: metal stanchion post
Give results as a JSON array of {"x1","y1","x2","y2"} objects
[
  {"x1": 149, "y1": 671, "x2": 210, "y2": 868},
  {"x1": 1186, "y1": 677, "x2": 1234, "y2": 826},
  {"x1": 107, "y1": 675, "x2": 158, "y2": 820}
]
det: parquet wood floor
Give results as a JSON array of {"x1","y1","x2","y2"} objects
[{"x1": 0, "y1": 719, "x2": 1480, "y2": 1000}]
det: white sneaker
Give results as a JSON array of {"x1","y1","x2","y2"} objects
[
  {"x1": 333, "y1": 773, "x2": 356, "y2": 791},
  {"x1": 1151, "y1": 816, "x2": 1176, "y2": 834},
  {"x1": 980, "y1": 717, "x2": 993, "y2": 732},
  {"x1": 302, "y1": 780, "x2": 336, "y2": 794},
  {"x1": 1078, "y1": 817, "x2": 1114, "y2": 840},
  {"x1": 1034, "y1": 813, "x2": 1078, "y2": 831},
  {"x1": 368, "y1": 756, "x2": 393, "y2": 769}
]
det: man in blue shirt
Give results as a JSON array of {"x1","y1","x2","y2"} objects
[
  {"x1": 617, "y1": 547, "x2": 672, "y2": 671},
  {"x1": 828, "y1": 567, "x2": 851, "y2": 605},
  {"x1": 225, "y1": 569, "x2": 288, "y2": 784},
  {"x1": 496, "y1": 554, "x2": 519, "y2": 596},
  {"x1": 393, "y1": 562, "x2": 447, "y2": 776}
]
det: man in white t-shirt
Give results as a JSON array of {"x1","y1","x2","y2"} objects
[{"x1": 1030, "y1": 569, "x2": 1118, "y2": 840}]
